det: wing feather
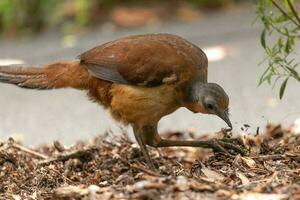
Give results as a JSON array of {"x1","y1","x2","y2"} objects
[{"x1": 79, "y1": 34, "x2": 207, "y2": 87}]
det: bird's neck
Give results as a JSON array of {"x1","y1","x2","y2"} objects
[
  {"x1": 183, "y1": 82, "x2": 208, "y2": 113},
  {"x1": 185, "y1": 81, "x2": 207, "y2": 103}
]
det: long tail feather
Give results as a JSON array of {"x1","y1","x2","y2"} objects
[{"x1": 0, "y1": 61, "x2": 89, "y2": 90}]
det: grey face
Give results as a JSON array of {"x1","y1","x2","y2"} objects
[
  {"x1": 203, "y1": 95, "x2": 231, "y2": 129},
  {"x1": 190, "y1": 82, "x2": 232, "y2": 129}
]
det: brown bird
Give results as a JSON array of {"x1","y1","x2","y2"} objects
[{"x1": 0, "y1": 33, "x2": 237, "y2": 170}]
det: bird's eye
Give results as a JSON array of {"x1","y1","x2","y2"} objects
[{"x1": 207, "y1": 104, "x2": 214, "y2": 110}]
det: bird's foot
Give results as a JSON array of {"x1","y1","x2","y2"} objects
[{"x1": 205, "y1": 138, "x2": 248, "y2": 156}]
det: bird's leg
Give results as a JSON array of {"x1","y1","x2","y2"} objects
[
  {"x1": 157, "y1": 139, "x2": 247, "y2": 155},
  {"x1": 157, "y1": 139, "x2": 228, "y2": 153},
  {"x1": 140, "y1": 126, "x2": 247, "y2": 156},
  {"x1": 133, "y1": 125, "x2": 156, "y2": 171},
  {"x1": 132, "y1": 125, "x2": 247, "y2": 171}
]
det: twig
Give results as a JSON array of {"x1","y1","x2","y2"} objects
[
  {"x1": 287, "y1": 0, "x2": 300, "y2": 26},
  {"x1": 252, "y1": 172, "x2": 278, "y2": 193},
  {"x1": 9, "y1": 142, "x2": 48, "y2": 159},
  {"x1": 130, "y1": 163, "x2": 162, "y2": 177},
  {"x1": 269, "y1": 22, "x2": 300, "y2": 37},
  {"x1": 250, "y1": 154, "x2": 284, "y2": 160},
  {"x1": 38, "y1": 146, "x2": 99, "y2": 166},
  {"x1": 271, "y1": 0, "x2": 300, "y2": 29},
  {"x1": 119, "y1": 157, "x2": 162, "y2": 177},
  {"x1": 50, "y1": 167, "x2": 74, "y2": 184}
]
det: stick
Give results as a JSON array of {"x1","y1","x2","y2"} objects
[
  {"x1": 119, "y1": 157, "x2": 162, "y2": 177},
  {"x1": 130, "y1": 163, "x2": 162, "y2": 177},
  {"x1": 287, "y1": 0, "x2": 300, "y2": 26},
  {"x1": 250, "y1": 154, "x2": 284, "y2": 160},
  {"x1": 9, "y1": 141, "x2": 48, "y2": 159},
  {"x1": 271, "y1": 0, "x2": 300, "y2": 29},
  {"x1": 38, "y1": 146, "x2": 99, "y2": 166}
]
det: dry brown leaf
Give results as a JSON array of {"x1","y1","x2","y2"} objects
[
  {"x1": 236, "y1": 172, "x2": 250, "y2": 185},
  {"x1": 53, "y1": 185, "x2": 89, "y2": 198},
  {"x1": 176, "y1": 176, "x2": 189, "y2": 191},
  {"x1": 241, "y1": 157, "x2": 256, "y2": 168},
  {"x1": 189, "y1": 179, "x2": 214, "y2": 192},
  {"x1": 232, "y1": 192, "x2": 287, "y2": 200},
  {"x1": 201, "y1": 166, "x2": 225, "y2": 182},
  {"x1": 133, "y1": 180, "x2": 166, "y2": 190},
  {"x1": 1, "y1": 125, "x2": 300, "y2": 199}
]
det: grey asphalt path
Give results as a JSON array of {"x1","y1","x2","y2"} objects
[{"x1": 0, "y1": 5, "x2": 300, "y2": 146}]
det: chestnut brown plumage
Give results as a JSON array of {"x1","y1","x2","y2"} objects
[{"x1": 0, "y1": 34, "x2": 234, "y2": 170}]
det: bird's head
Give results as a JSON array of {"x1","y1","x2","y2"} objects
[{"x1": 185, "y1": 82, "x2": 232, "y2": 129}]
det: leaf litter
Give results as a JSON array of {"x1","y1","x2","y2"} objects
[{"x1": 0, "y1": 124, "x2": 299, "y2": 200}]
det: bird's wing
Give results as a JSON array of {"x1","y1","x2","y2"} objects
[{"x1": 79, "y1": 34, "x2": 208, "y2": 87}]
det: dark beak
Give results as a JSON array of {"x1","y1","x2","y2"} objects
[{"x1": 217, "y1": 110, "x2": 232, "y2": 130}]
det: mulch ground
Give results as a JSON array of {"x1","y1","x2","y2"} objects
[{"x1": 1, "y1": 124, "x2": 300, "y2": 200}]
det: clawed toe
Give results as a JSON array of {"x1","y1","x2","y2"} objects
[
  {"x1": 206, "y1": 138, "x2": 248, "y2": 156},
  {"x1": 206, "y1": 139, "x2": 229, "y2": 154},
  {"x1": 218, "y1": 140, "x2": 247, "y2": 155}
]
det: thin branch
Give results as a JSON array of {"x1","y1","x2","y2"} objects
[
  {"x1": 10, "y1": 142, "x2": 48, "y2": 159},
  {"x1": 118, "y1": 157, "x2": 162, "y2": 177},
  {"x1": 38, "y1": 146, "x2": 99, "y2": 166},
  {"x1": 287, "y1": 0, "x2": 300, "y2": 26},
  {"x1": 271, "y1": 0, "x2": 300, "y2": 29},
  {"x1": 279, "y1": 63, "x2": 300, "y2": 81},
  {"x1": 130, "y1": 163, "x2": 162, "y2": 177},
  {"x1": 250, "y1": 154, "x2": 284, "y2": 160},
  {"x1": 269, "y1": 22, "x2": 300, "y2": 37}
]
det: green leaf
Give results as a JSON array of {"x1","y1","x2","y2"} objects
[
  {"x1": 285, "y1": 37, "x2": 291, "y2": 54},
  {"x1": 285, "y1": 0, "x2": 295, "y2": 10},
  {"x1": 278, "y1": 37, "x2": 283, "y2": 52},
  {"x1": 274, "y1": 15, "x2": 289, "y2": 23},
  {"x1": 265, "y1": 47, "x2": 272, "y2": 56},
  {"x1": 266, "y1": 72, "x2": 273, "y2": 84},
  {"x1": 259, "y1": 68, "x2": 270, "y2": 86},
  {"x1": 293, "y1": 63, "x2": 299, "y2": 68},
  {"x1": 274, "y1": 56, "x2": 282, "y2": 64},
  {"x1": 261, "y1": 29, "x2": 267, "y2": 48},
  {"x1": 286, "y1": 66, "x2": 300, "y2": 81},
  {"x1": 285, "y1": 37, "x2": 295, "y2": 54},
  {"x1": 284, "y1": 0, "x2": 289, "y2": 9},
  {"x1": 279, "y1": 78, "x2": 289, "y2": 99}
]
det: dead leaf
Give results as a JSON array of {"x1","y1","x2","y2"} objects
[
  {"x1": 241, "y1": 157, "x2": 256, "y2": 168},
  {"x1": 189, "y1": 179, "x2": 214, "y2": 192},
  {"x1": 236, "y1": 172, "x2": 250, "y2": 185},
  {"x1": 232, "y1": 192, "x2": 287, "y2": 200},
  {"x1": 176, "y1": 176, "x2": 189, "y2": 191},
  {"x1": 201, "y1": 165, "x2": 225, "y2": 182}
]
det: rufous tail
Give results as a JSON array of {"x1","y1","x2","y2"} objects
[{"x1": 0, "y1": 61, "x2": 89, "y2": 90}]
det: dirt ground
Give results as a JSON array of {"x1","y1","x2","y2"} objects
[{"x1": 1, "y1": 124, "x2": 300, "y2": 200}]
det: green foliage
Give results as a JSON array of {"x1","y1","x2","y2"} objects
[
  {"x1": 0, "y1": 0, "x2": 59, "y2": 36},
  {"x1": 189, "y1": 0, "x2": 229, "y2": 7},
  {"x1": 0, "y1": 0, "x2": 93, "y2": 36},
  {"x1": 256, "y1": 0, "x2": 300, "y2": 99},
  {"x1": 0, "y1": 0, "x2": 242, "y2": 37}
]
